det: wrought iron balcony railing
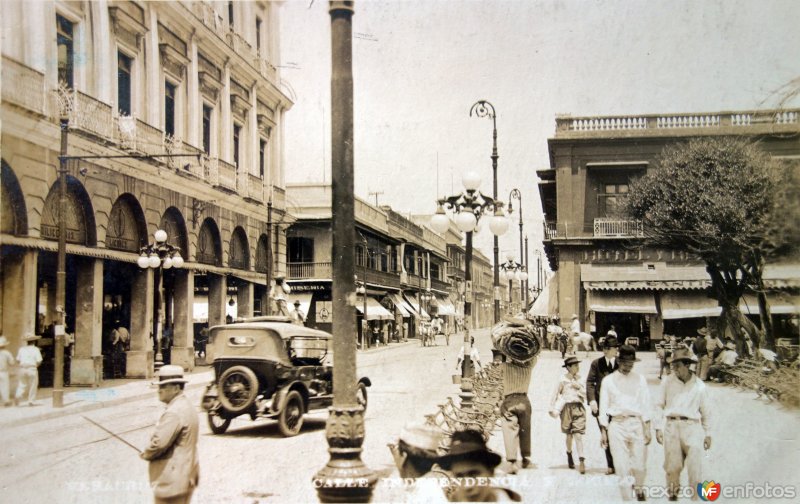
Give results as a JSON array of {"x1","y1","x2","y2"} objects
[
  {"x1": 593, "y1": 218, "x2": 643, "y2": 238},
  {"x1": 2, "y1": 56, "x2": 46, "y2": 115},
  {"x1": 288, "y1": 262, "x2": 332, "y2": 280}
]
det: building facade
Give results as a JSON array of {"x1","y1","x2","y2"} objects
[
  {"x1": 1, "y1": 1, "x2": 294, "y2": 384},
  {"x1": 539, "y1": 109, "x2": 800, "y2": 348}
]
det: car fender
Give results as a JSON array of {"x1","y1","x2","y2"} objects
[{"x1": 271, "y1": 381, "x2": 309, "y2": 414}]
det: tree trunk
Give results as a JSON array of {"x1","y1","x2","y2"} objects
[
  {"x1": 749, "y1": 252, "x2": 776, "y2": 351},
  {"x1": 707, "y1": 263, "x2": 749, "y2": 355}
]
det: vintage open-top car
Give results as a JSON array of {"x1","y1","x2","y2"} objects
[{"x1": 201, "y1": 321, "x2": 370, "y2": 436}]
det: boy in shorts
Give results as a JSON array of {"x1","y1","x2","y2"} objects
[{"x1": 550, "y1": 355, "x2": 587, "y2": 473}]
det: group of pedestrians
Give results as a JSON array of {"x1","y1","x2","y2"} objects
[{"x1": 0, "y1": 333, "x2": 44, "y2": 407}]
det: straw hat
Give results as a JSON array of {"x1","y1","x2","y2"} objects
[
  {"x1": 668, "y1": 347, "x2": 698, "y2": 364},
  {"x1": 0, "y1": 336, "x2": 8, "y2": 348},
  {"x1": 23, "y1": 333, "x2": 41, "y2": 342},
  {"x1": 153, "y1": 365, "x2": 188, "y2": 385},
  {"x1": 562, "y1": 355, "x2": 581, "y2": 367}
]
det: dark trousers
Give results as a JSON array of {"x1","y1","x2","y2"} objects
[
  {"x1": 501, "y1": 393, "x2": 531, "y2": 461},
  {"x1": 594, "y1": 412, "x2": 615, "y2": 469}
]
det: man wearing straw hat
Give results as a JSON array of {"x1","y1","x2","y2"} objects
[
  {"x1": 599, "y1": 344, "x2": 652, "y2": 501},
  {"x1": 15, "y1": 333, "x2": 43, "y2": 406},
  {"x1": 0, "y1": 336, "x2": 15, "y2": 406},
  {"x1": 141, "y1": 365, "x2": 199, "y2": 504},
  {"x1": 654, "y1": 347, "x2": 712, "y2": 501}
]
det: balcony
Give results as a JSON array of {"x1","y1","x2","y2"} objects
[
  {"x1": 217, "y1": 159, "x2": 237, "y2": 191},
  {"x1": 247, "y1": 174, "x2": 264, "y2": 202},
  {"x1": 555, "y1": 109, "x2": 800, "y2": 138},
  {"x1": 2, "y1": 56, "x2": 46, "y2": 116},
  {"x1": 288, "y1": 262, "x2": 332, "y2": 280},
  {"x1": 544, "y1": 221, "x2": 558, "y2": 239},
  {"x1": 593, "y1": 218, "x2": 643, "y2": 238},
  {"x1": 57, "y1": 87, "x2": 115, "y2": 142}
]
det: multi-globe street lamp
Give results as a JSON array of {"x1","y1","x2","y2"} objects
[
  {"x1": 499, "y1": 252, "x2": 528, "y2": 314},
  {"x1": 507, "y1": 188, "x2": 527, "y2": 309},
  {"x1": 470, "y1": 100, "x2": 502, "y2": 324},
  {"x1": 431, "y1": 171, "x2": 508, "y2": 410},
  {"x1": 137, "y1": 230, "x2": 184, "y2": 372}
]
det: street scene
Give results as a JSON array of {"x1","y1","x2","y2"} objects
[{"x1": 1, "y1": 0, "x2": 800, "y2": 503}]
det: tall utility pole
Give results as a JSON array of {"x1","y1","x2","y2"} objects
[
  {"x1": 266, "y1": 197, "x2": 273, "y2": 315},
  {"x1": 53, "y1": 118, "x2": 69, "y2": 408},
  {"x1": 368, "y1": 190, "x2": 383, "y2": 206},
  {"x1": 314, "y1": 2, "x2": 375, "y2": 501}
]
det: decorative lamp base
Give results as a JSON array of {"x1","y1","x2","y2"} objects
[{"x1": 313, "y1": 406, "x2": 377, "y2": 503}]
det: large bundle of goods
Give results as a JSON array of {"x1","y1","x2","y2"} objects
[{"x1": 491, "y1": 316, "x2": 543, "y2": 365}]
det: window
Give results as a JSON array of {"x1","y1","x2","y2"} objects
[
  {"x1": 259, "y1": 139, "x2": 266, "y2": 178},
  {"x1": 228, "y1": 1, "x2": 234, "y2": 29},
  {"x1": 430, "y1": 263, "x2": 440, "y2": 280},
  {"x1": 598, "y1": 183, "x2": 629, "y2": 217},
  {"x1": 288, "y1": 237, "x2": 314, "y2": 263},
  {"x1": 202, "y1": 105, "x2": 212, "y2": 155},
  {"x1": 164, "y1": 81, "x2": 176, "y2": 137},
  {"x1": 233, "y1": 124, "x2": 241, "y2": 168},
  {"x1": 117, "y1": 52, "x2": 132, "y2": 116},
  {"x1": 256, "y1": 18, "x2": 262, "y2": 53},
  {"x1": 57, "y1": 14, "x2": 75, "y2": 88}
]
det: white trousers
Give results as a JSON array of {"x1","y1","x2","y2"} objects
[
  {"x1": 663, "y1": 419, "x2": 705, "y2": 499},
  {"x1": 0, "y1": 370, "x2": 9, "y2": 403},
  {"x1": 16, "y1": 367, "x2": 38, "y2": 403},
  {"x1": 608, "y1": 417, "x2": 647, "y2": 500}
]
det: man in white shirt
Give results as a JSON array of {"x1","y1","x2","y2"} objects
[
  {"x1": 707, "y1": 341, "x2": 738, "y2": 382},
  {"x1": 15, "y1": 334, "x2": 43, "y2": 406},
  {"x1": 599, "y1": 345, "x2": 651, "y2": 501},
  {"x1": 654, "y1": 348, "x2": 712, "y2": 501}
]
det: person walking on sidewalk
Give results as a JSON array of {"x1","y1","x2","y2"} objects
[
  {"x1": 141, "y1": 365, "x2": 199, "y2": 504},
  {"x1": 15, "y1": 334, "x2": 42, "y2": 406},
  {"x1": 692, "y1": 328, "x2": 710, "y2": 381},
  {"x1": 456, "y1": 337, "x2": 482, "y2": 378},
  {"x1": 0, "y1": 336, "x2": 15, "y2": 407},
  {"x1": 586, "y1": 335, "x2": 619, "y2": 475},
  {"x1": 499, "y1": 355, "x2": 537, "y2": 474},
  {"x1": 549, "y1": 355, "x2": 587, "y2": 474},
  {"x1": 599, "y1": 345, "x2": 652, "y2": 502},
  {"x1": 654, "y1": 348, "x2": 713, "y2": 501}
]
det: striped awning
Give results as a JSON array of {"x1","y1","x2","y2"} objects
[
  {"x1": 388, "y1": 294, "x2": 412, "y2": 317},
  {"x1": 660, "y1": 291, "x2": 721, "y2": 319},
  {"x1": 587, "y1": 291, "x2": 657, "y2": 314},
  {"x1": 355, "y1": 296, "x2": 393, "y2": 320},
  {"x1": 433, "y1": 295, "x2": 457, "y2": 316}
]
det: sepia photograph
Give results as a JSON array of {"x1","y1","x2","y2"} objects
[{"x1": 1, "y1": 0, "x2": 798, "y2": 502}]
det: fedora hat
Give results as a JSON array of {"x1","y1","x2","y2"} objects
[
  {"x1": 438, "y1": 431, "x2": 501, "y2": 470},
  {"x1": 668, "y1": 347, "x2": 698, "y2": 364},
  {"x1": 571, "y1": 313, "x2": 578, "y2": 319},
  {"x1": 398, "y1": 422, "x2": 443, "y2": 457},
  {"x1": 0, "y1": 336, "x2": 8, "y2": 348},
  {"x1": 603, "y1": 335, "x2": 619, "y2": 349},
  {"x1": 697, "y1": 327, "x2": 709, "y2": 337},
  {"x1": 618, "y1": 344, "x2": 640, "y2": 362},
  {"x1": 23, "y1": 333, "x2": 41, "y2": 342},
  {"x1": 563, "y1": 355, "x2": 581, "y2": 367},
  {"x1": 153, "y1": 365, "x2": 188, "y2": 385},
  {"x1": 725, "y1": 341, "x2": 736, "y2": 350},
  {"x1": 293, "y1": 300, "x2": 302, "y2": 306}
]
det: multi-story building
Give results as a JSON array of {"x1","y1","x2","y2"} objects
[
  {"x1": 539, "y1": 109, "x2": 800, "y2": 348},
  {"x1": 1, "y1": 1, "x2": 294, "y2": 384},
  {"x1": 284, "y1": 184, "x2": 459, "y2": 345}
]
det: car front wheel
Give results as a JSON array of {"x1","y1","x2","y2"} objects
[{"x1": 278, "y1": 390, "x2": 305, "y2": 437}]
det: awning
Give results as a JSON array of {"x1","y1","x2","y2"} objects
[
  {"x1": 355, "y1": 296, "x2": 393, "y2": 320},
  {"x1": 402, "y1": 295, "x2": 430, "y2": 320},
  {"x1": 739, "y1": 293, "x2": 800, "y2": 315},
  {"x1": 660, "y1": 291, "x2": 721, "y2": 319},
  {"x1": 288, "y1": 292, "x2": 314, "y2": 319},
  {"x1": 433, "y1": 295, "x2": 457, "y2": 316},
  {"x1": 529, "y1": 277, "x2": 552, "y2": 317},
  {"x1": 587, "y1": 291, "x2": 657, "y2": 314},
  {"x1": 388, "y1": 294, "x2": 412, "y2": 317}
]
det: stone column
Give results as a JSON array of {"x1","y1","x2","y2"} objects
[
  {"x1": 71, "y1": 258, "x2": 103, "y2": 386},
  {"x1": 208, "y1": 274, "x2": 227, "y2": 328},
  {"x1": 1, "y1": 249, "x2": 38, "y2": 353},
  {"x1": 170, "y1": 270, "x2": 194, "y2": 371},
  {"x1": 237, "y1": 283, "x2": 254, "y2": 319},
  {"x1": 126, "y1": 267, "x2": 154, "y2": 378}
]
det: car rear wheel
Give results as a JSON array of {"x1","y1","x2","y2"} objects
[
  {"x1": 207, "y1": 411, "x2": 231, "y2": 435},
  {"x1": 218, "y1": 365, "x2": 259, "y2": 413},
  {"x1": 278, "y1": 390, "x2": 304, "y2": 437},
  {"x1": 356, "y1": 382, "x2": 368, "y2": 411}
]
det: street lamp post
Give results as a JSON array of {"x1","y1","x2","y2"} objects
[
  {"x1": 507, "y1": 188, "x2": 525, "y2": 309},
  {"x1": 431, "y1": 171, "x2": 508, "y2": 411},
  {"x1": 357, "y1": 234, "x2": 369, "y2": 349},
  {"x1": 499, "y1": 252, "x2": 528, "y2": 315},
  {"x1": 137, "y1": 230, "x2": 184, "y2": 372},
  {"x1": 470, "y1": 100, "x2": 501, "y2": 324}
]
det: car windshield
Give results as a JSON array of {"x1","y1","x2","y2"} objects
[{"x1": 288, "y1": 336, "x2": 330, "y2": 365}]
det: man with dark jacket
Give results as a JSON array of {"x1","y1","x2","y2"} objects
[
  {"x1": 586, "y1": 335, "x2": 619, "y2": 475},
  {"x1": 692, "y1": 328, "x2": 710, "y2": 381}
]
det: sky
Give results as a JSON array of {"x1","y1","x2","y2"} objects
[{"x1": 278, "y1": 0, "x2": 800, "y2": 262}]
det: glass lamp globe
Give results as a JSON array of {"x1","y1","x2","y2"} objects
[
  {"x1": 455, "y1": 211, "x2": 477, "y2": 232},
  {"x1": 505, "y1": 251, "x2": 515, "y2": 262},
  {"x1": 171, "y1": 253, "x2": 184, "y2": 268},
  {"x1": 499, "y1": 269, "x2": 508, "y2": 282},
  {"x1": 462, "y1": 171, "x2": 481, "y2": 191},
  {"x1": 519, "y1": 270, "x2": 529, "y2": 282},
  {"x1": 148, "y1": 253, "x2": 161, "y2": 268},
  {"x1": 154, "y1": 229, "x2": 168, "y2": 243},
  {"x1": 489, "y1": 212, "x2": 509, "y2": 236},
  {"x1": 430, "y1": 211, "x2": 450, "y2": 234},
  {"x1": 162, "y1": 256, "x2": 173, "y2": 269},
  {"x1": 137, "y1": 253, "x2": 150, "y2": 269}
]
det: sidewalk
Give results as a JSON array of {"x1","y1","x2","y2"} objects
[{"x1": 0, "y1": 365, "x2": 214, "y2": 429}]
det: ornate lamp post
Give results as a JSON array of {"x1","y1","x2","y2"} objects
[
  {"x1": 137, "y1": 230, "x2": 184, "y2": 372},
  {"x1": 533, "y1": 249, "x2": 543, "y2": 299},
  {"x1": 499, "y1": 252, "x2": 527, "y2": 314},
  {"x1": 507, "y1": 188, "x2": 526, "y2": 308},
  {"x1": 356, "y1": 276, "x2": 368, "y2": 349},
  {"x1": 431, "y1": 171, "x2": 508, "y2": 410}
]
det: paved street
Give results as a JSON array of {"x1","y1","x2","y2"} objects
[{"x1": 1, "y1": 328, "x2": 798, "y2": 503}]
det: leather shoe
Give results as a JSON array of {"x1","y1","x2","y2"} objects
[
  {"x1": 606, "y1": 467, "x2": 615, "y2": 475},
  {"x1": 499, "y1": 460, "x2": 518, "y2": 475},
  {"x1": 521, "y1": 457, "x2": 532, "y2": 469},
  {"x1": 636, "y1": 490, "x2": 647, "y2": 501}
]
